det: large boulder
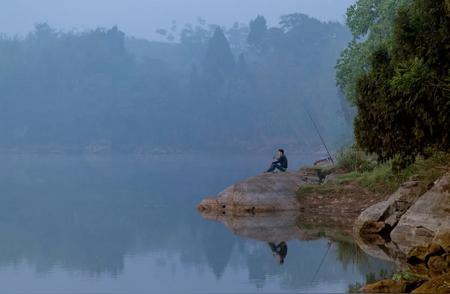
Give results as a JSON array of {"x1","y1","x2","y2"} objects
[
  {"x1": 197, "y1": 168, "x2": 321, "y2": 213},
  {"x1": 354, "y1": 172, "x2": 450, "y2": 263},
  {"x1": 391, "y1": 173, "x2": 450, "y2": 252},
  {"x1": 412, "y1": 273, "x2": 450, "y2": 293},
  {"x1": 354, "y1": 180, "x2": 423, "y2": 238}
]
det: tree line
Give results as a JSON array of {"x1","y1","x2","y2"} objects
[{"x1": 0, "y1": 14, "x2": 352, "y2": 153}]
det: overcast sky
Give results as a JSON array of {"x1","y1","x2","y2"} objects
[{"x1": 0, "y1": 0, "x2": 355, "y2": 41}]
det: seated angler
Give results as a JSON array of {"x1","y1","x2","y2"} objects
[{"x1": 266, "y1": 149, "x2": 288, "y2": 173}]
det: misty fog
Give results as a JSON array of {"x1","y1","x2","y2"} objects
[
  {"x1": 0, "y1": 0, "x2": 356, "y2": 154},
  {"x1": 1, "y1": 0, "x2": 354, "y2": 40}
]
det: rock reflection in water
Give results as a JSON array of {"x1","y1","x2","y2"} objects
[
  {"x1": 201, "y1": 211, "x2": 303, "y2": 243},
  {"x1": 199, "y1": 209, "x2": 397, "y2": 280}
]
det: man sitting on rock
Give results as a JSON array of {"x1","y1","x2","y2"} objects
[{"x1": 266, "y1": 149, "x2": 288, "y2": 173}]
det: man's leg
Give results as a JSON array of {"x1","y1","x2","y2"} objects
[
  {"x1": 266, "y1": 163, "x2": 277, "y2": 173},
  {"x1": 276, "y1": 165, "x2": 286, "y2": 172},
  {"x1": 267, "y1": 163, "x2": 285, "y2": 173},
  {"x1": 272, "y1": 164, "x2": 286, "y2": 172}
]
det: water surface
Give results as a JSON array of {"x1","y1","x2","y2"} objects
[{"x1": 0, "y1": 154, "x2": 394, "y2": 293}]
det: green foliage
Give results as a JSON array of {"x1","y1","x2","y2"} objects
[
  {"x1": 355, "y1": 0, "x2": 450, "y2": 165},
  {"x1": 337, "y1": 151, "x2": 450, "y2": 194},
  {"x1": 336, "y1": 146, "x2": 378, "y2": 172},
  {"x1": 336, "y1": 0, "x2": 413, "y2": 103},
  {"x1": 392, "y1": 271, "x2": 418, "y2": 281}
]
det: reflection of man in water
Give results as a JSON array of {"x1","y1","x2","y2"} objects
[{"x1": 268, "y1": 242, "x2": 288, "y2": 264}]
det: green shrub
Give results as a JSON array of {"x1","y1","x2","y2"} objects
[
  {"x1": 354, "y1": 0, "x2": 450, "y2": 166},
  {"x1": 337, "y1": 151, "x2": 450, "y2": 194},
  {"x1": 336, "y1": 146, "x2": 378, "y2": 172}
]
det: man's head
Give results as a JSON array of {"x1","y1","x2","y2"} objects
[{"x1": 277, "y1": 149, "x2": 285, "y2": 157}]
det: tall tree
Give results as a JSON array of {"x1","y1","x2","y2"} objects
[
  {"x1": 203, "y1": 28, "x2": 235, "y2": 83},
  {"x1": 336, "y1": 0, "x2": 413, "y2": 103},
  {"x1": 247, "y1": 16, "x2": 268, "y2": 51},
  {"x1": 354, "y1": 0, "x2": 450, "y2": 167}
]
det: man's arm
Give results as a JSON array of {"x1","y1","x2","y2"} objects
[{"x1": 272, "y1": 157, "x2": 281, "y2": 164}]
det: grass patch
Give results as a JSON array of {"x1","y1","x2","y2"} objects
[
  {"x1": 298, "y1": 151, "x2": 450, "y2": 197},
  {"x1": 337, "y1": 151, "x2": 450, "y2": 195},
  {"x1": 335, "y1": 145, "x2": 378, "y2": 173},
  {"x1": 297, "y1": 183, "x2": 338, "y2": 198}
]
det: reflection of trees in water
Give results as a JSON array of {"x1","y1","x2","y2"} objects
[
  {"x1": 0, "y1": 156, "x2": 201, "y2": 276},
  {"x1": 0, "y1": 156, "x2": 396, "y2": 288},
  {"x1": 0, "y1": 189, "x2": 159, "y2": 276},
  {"x1": 0, "y1": 190, "x2": 395, "y2": 286},
  {"x1": 232, "y1": 238, "x2": 396, "y2": 291},
  {"x1": 335, "y1": 238, "x2": 396, "y2": 292},
  {"x1": 245, "y1": 244, "x2": 277, "y2": 289},
  {"x1": 335, "y1": 238, "x2": 368, "y2": 269},
  {"x1": 0, "y1": 155, "x2": 259, "y2": 277},
  {"x1": 201, "y1": 221, "x2": 235, "y2": 279}
]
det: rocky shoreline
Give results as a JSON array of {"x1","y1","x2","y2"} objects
[
  {"x1": 198, "y1": 166, "x2": 450, "y2": 292},
  {"x1": 354, "y1": 172, "x2": 450, "y2": 293}
]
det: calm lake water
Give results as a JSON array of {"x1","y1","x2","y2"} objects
[{"x1": 0, "y1": 154, "x2": 395, "y2": 293}]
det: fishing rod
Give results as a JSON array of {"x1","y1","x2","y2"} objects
[
  {"x1": 305, "y1": 108, "x2": 335, "y2": 165},
  {"x1": 310, "y1": 242, "x2": 332, "y2": 284}
]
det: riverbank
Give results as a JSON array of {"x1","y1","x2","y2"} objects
[
  {"x1": 198, "y1": 152, "x2": 450, "y2": 220},
  {"x1": 297, "y1": 152, "x2": 450, "y2": 219},
  {"x1": 308, "y1": 152, "x2": 450, "y2": 293},
  {"x1": 198, "y1": 151, "x2": 450, "y2": 292}
]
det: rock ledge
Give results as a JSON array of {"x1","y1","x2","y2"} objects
[{"x1": 197, "y1": 168, "x2": 321, "y2": 214}]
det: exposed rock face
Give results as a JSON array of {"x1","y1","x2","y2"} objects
[
  {"x1": 197, "y1": 168, "x2": 321, "y2": 213},
  {"x1": 412, "y1": 273, "x2": 450, "y2": 293},
  {"x1": 353, "y1": 172, "x2": 450, "y2": 294},
  {"x1": 407, "y1": 243, "x2": 449, "y2": 281},
  {"x1": 355, "y1": 172, "x2": 450, "y2": 259},
  {"x1": 391, "y1": 174, "x2": 450, "y2": 251},
  {"x1": 354, "y1": 180, "x2": 423, "y2": 239}
]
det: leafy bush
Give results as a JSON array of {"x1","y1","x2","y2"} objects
[
  {"x1": 336, "y1": 146, "x2": 378, "y2": 172},
  {"x1": 354, "y1": 0, "x2": 450, "y2": 166},
  {"x1": 338, "y1": 151, "x2": 450, "y2": 194}
]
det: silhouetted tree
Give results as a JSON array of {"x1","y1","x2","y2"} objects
[
  {"x1": 203, "y1": 28, "x2": 235, "y2": 84},
  {"x1": 247, "y1": 15, "x2": 268, "y2": 50}
]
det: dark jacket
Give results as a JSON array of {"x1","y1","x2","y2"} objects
[
  {"x1": 268, "y1": 242, "x2": 288, "y2": 259},
  {"x1": 273, "y1": 155, "x2": 288, "y2": 169}
]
